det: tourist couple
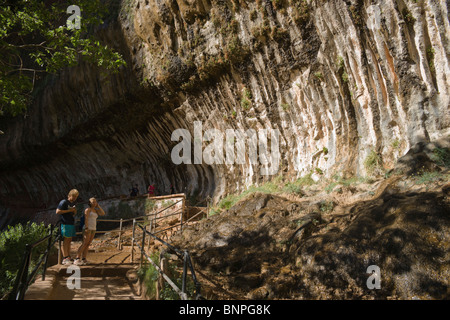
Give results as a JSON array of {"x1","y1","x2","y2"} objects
[{"x1": 56, "y1": 189, "x2": 105, "y2": 265}]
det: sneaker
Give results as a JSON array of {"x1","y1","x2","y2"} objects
[
  {"x1": 82, "y1": 258, "x2": 89, "y2": 265},
  {"x1": 74, "y1": 258, "x2": 84, "y2": 266},
  {"x1": 62, "y1": 257, "x2": 73, "y2": 265}
]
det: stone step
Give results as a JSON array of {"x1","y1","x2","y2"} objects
[{"x1": 25, "y1": 264, "x2": 140, "y2": 300}]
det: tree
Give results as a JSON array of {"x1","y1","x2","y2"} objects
[{"x1": 0, "y1": 0, "x2": 126, "y2": 117}]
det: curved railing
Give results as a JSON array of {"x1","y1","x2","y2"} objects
[{"x1": 7, "y1": 193, "x2": 207, "y2": 300}]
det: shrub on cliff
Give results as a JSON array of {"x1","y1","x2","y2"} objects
[{"x1": 364, "y1": 150, "x2": 383, "y2": 177}]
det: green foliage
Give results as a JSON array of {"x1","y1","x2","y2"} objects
[
  {"x1": 271, "y1": 0, "x2": 284, "y2": 10},
  {"x1": 197, "y1": 55, "x2": 227, "y2": 81},
  {"x1": 223, "y1": 35, "x2": 250, "y2": 65},
  {"x1": 145, "y1": 199, "x2": 156, "y2": 214},
  {"x1": 426, "y1": 46, "x2": 436, "y2": 73},
  {"x1": 160, "y1": 272, "x2": 195, "y2": 300},
  {"x1": 324, "y1": 181, "x2": 339, "y2": 194},
  {"x1": 138, "y1": 252, "x2": 196, "y2": 300},
  {"x1": 391, "y1": 139, "x2": 401, "y2": 149},
  {"x1": 314, "y1": 72, "x2": 323, "y2": 81},
  {"x1": 281, "y1": 103, "x2": 290, "y2": 110},
  {"x1": 413, "y1": 171, "x2": 442, "y2": 185},
  {"x1": 402, "y1": 8, "x2": 416, "y2": 26},
  {"x1": 219, "y1": 19, "x2": 239, "y2": 36},
  {"x1": 213, "y1": 176, "x2": 286, "y2": 213},
  {"x1": 0, "y1": 222, "x2": 52, "y2": 298},
  {"x1": 241, "y1": 98, "x2": 250, "y2": 110},
  {"x1": 159, "y1": 262, "x2": 195, "y2": 300},
  {"x1": 324, "y1": 174, "x2": 370, "y2": 194},
  {"x1": 0, "y1": 0, "x2": 126, "y2": 117},
  {"x1": 342, "y1": 71, "x2": 349, "y2": 83},
  {"x1": 319, "y1": 200, "x2": 334, "y2": 213},
  {"x1": 282, "y1": 172, "x2": 315, "y2": 194},
  {"x1": 349, "y1": 4, "x2": 363, "y2": 26},
  {"x1": 137, "y1": 252, "x2": 160, "y2": 299},
  {"x1": 429, "y1": 147, "x2": 450, "y2": 168},
  {"x1": 241, "y1": 87, "x2": 252, "y2": 110},
  {"x1": 218, "y1": 193, "x2": 239, "y2": 211},
  {"x1": 251, "y1": 19, "x2": 271, "y2": 40},
  {"x1": 283, "y1": 181, "x2": 303, "y2": 195},
  {"x1": 180, "y1": 36, "x2": 250, "y2": 92},
  {"x1": 364, "y1": 150, "x2": 383, "y2": 176},
  {"x1": 337, "y1": 56, "x2": 345, "y2": 70},
  {"x1": 243, "y1": 87, "x2": 252, "y2": 100},
  {"x1": 291, "y1": 0, "x2": 310, "y2": 25},
  {"x1": 270, "y1": 26, "x2": 289, "y2": 42},
  {"x1": 209, "y1": 168, "x2": 377, "y2": 216}
]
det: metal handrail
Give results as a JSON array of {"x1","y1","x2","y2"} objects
[
  {"x1": 132, "y1": 221, "x2": 203, "y2": 300},
  {"x1": 8, "y1": 193, "x2": 199, "y2": 300},
  {"x1": 147, "y1": 199, "x2": 183, "y2": 218},
  {"x1": 9, "y1": 223, "x2": 61, "y2": 300},
  {"x1": 71, "y1": 198, "x2": 184, "y2": 247}
]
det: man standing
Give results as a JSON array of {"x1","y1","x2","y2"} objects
[{"x1": 56, "y1": 189, "x2": 79, "y2": 265}]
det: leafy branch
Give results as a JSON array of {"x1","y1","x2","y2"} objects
[{"x1": 0, "y1": 0, "x2": 126, "y2": 117}]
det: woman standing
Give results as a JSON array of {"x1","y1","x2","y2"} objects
[{"x1": 74, "y1": 198, "x2": 105, "y2": 265}]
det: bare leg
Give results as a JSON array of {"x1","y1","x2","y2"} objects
[
  {"x1": 62, "y1": 237, "x2": 72, "y2": 258},
  {"x1": 81, "y1": 232, "x2": 95, "y2": 259},
  {"x1": 76, "y1": 233, "x2": 88, "y2": 259}
]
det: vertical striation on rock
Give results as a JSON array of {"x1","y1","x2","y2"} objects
[{"x1": 0, "y1": 0, "x2": 448, "y2": 222}]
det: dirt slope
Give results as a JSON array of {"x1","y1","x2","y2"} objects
[{"x1": 171, "y1": 173, "x2": 449, "y2": 300}]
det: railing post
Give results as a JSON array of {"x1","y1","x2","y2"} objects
[
  {"x1": 130, "y1": 219, "x2": 136, "y2": 263},
  {"x1": 147, "y1": 225, "x2": 151, "y2": 252},
  {"x1": 182, "y1": 250, "x2": 188, "y2": 294},
  {"x1": 117, "y1": 218, "x2": 123, "y2": 250},
  {"x1": 180, "y1": 195, "x2": 185, "y2": 232},
  {"x1": 42, "y1": 224, "x2": 53, "y2": 281},
  {"x1": 140, "y1": 225, "x2": 146, "y2": 268},
  {"x1": 186, "y1": 252, "x2": 202, "y2": 299},
  {"x1": 17, "y1": 245, "x2": 32, "y2": 300},
  {"x1": 9, "y1": 244, "x2": 31, "y2": 300},
  {"x1": 149, "y1": 215, "x2": 153, "y2": 234}
]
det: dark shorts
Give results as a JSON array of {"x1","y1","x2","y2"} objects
[{"x1": 61, "y1": 224, "x2": 76, "y2": 238}]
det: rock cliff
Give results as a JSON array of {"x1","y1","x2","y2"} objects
[{"x1": 0, "y1": 0, "x2": 449, "y2": 223}]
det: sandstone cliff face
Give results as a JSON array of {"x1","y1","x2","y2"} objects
[{"x1": 0, "y1": 0, "x2": 448, "y2": 220}]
